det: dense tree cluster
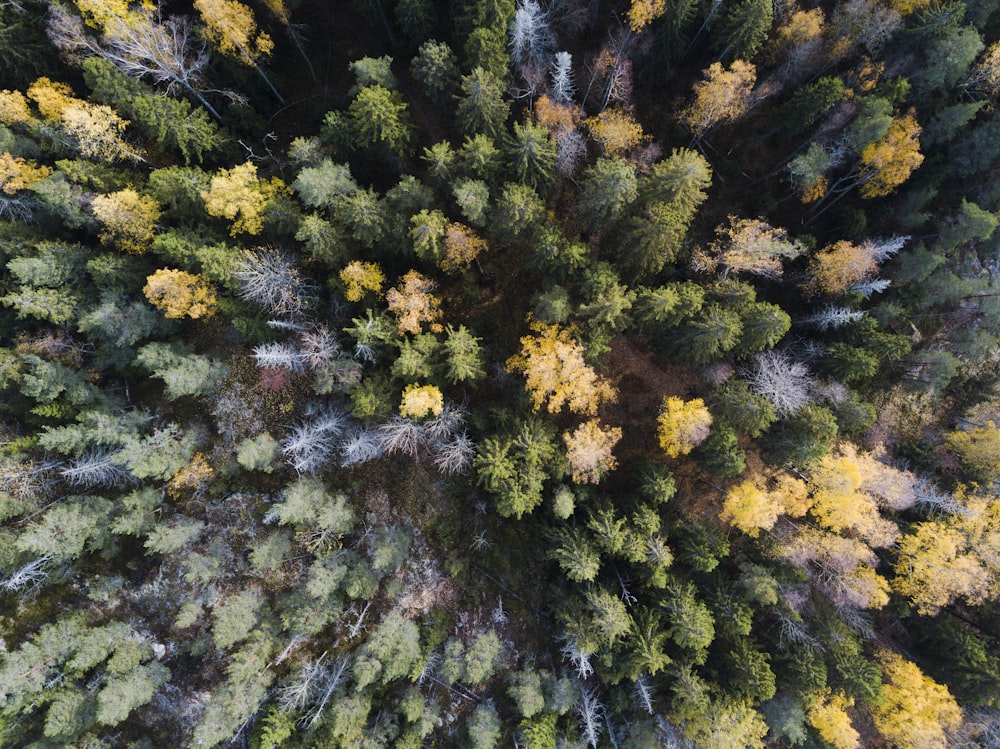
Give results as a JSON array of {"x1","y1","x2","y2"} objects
[{"x1": 1, "y1": 0, "x2": 1000, "y2": 747}]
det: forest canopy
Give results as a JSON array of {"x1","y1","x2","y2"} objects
[{"x1": 2, "y1": 0, "x2": 1000, "y2": 747}]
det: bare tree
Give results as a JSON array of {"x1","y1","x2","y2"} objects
[
  {"x1": 848, "y1": 277, "x2": 891, "y2": 298},
  {"x1": 634, "y1": 676, "x2": 654, "y2": 715},
  {"x1": 47, "y1": 6, "x2": 227, "y2": 121},
  {"x1": 434, "y1": 432, "x2": 475, "y2": 475},
  {"x1": 298, "y1": 326, "x2": 340, "y2": 369},
  {"x1": 278, "y1": 653, "x2": 351, "y2": 728},
  {"x1": 234, "y1": 248, "x2": 315, "y2": 319},
  {"x1": 340, "y1": 427, "x2": 385, "y2": 467},
  {"x1": 1, "y1": 555, "x2": 53, "y2": 592},
  {"x1": 252, "y1": 341, "x2": 305, "y2": 371},
  {"x1": 281, "y1": 410, "x2": 346, "y2": 474},
  {"x1": 60, "y1": 448, "x2": 134, "y2": 488},
  {"x1": 561, "y1": 637, "x2": 594, "y2": 680},
  {"x1": 510, "y1": 1, "x2": 556, "y2": 70},
  {"x1": 551, "y1": 51, "x2": 576, "y2": 102},
  {"x1": 377, "y1": 417, "x2": 426, "y2": 458},
  {"x1": 741, "y1": 350, "x2": 813, "y2": 417},
  {"x1": 577, "y1": 685, "x2": 604, "y2": 748},
  {"x1": 799, "y1": 306, "x2": 865, "y2": 331}
]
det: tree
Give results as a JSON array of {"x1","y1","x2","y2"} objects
[
  {"x1": 679, "y1": 61, "x2": 757, "y2": 141},
  {"x1": 807, "y1": 693, "x2": 860, "y2": 749},
  {"x1": 90, "y1": 187, "x2": 159, "y2": 254},
  {"x1": 442, "y1": 324, "x2": 484, "y2": 382},
  {"x1": 339, "y1": 261, "x2": 384, "y2": 302},
  {"x1": 292, "y1": 159, "x2": 357, "y2": 209},
  {"x1": 578, "y1": 157, "x2": 637, "y2": 230},
  {"x1": 453, "y1": 179, "x2": 489, "y2": 226},
  {"x1": 692, "y1": 216, "x2": 804, "y2": 279},
  {"x1": 945, "y1": 422, "x2": 1000, "y2": 482},
  {"x1": 873, "y1": 652, "x2": 962, "y2": 749},
  {"x1": 713, "y1": 0, "x2": 773, "y2": 61},
  {"x1": 143, "y1": 268, "x2": 217, "y2": 319},
  {"x1": 411, "y1": 41, "x2": 458, "y2": 104},
  {"x1": 201, "y1": 162, "x2": 286, "y2": 236},
  {"x1": 506, "y1": 322, "x2": 616, "y2": 415},
  {"x1": 194, "y1": 0, "x2": 282, "y2": 102},
  {"x1": 563, "y1": 419, "x2": 622, "y2": 484},
  {"x1": 506, "y1": 119, "x2": 556, "y2": 190},
  {"x1": 857, "y1": 114, "x2": 924, "y2": 198},
  {"x1": 136, "y1": 342, "x2": 227, "y2": 398},
  {"x1": 466, "y1": 701, "x2": 501, "y2": 749},
  {"x1": 657, "y1": 397, "x2": 712, "y2": 458},
  {"x1": 348, "y1": 84, "x2": 414, "y2": 158},
  {"x1": 386, "y1": 270, "x2": 442, "y2": 334},
  {"x1": 456, "y1": 66, "x2": 510, "y2": 138}
]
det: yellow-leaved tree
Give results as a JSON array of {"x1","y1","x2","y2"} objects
[
  {"x1": 808, "y1": 445, "x2": 899, "y2": 548},
  {"x1": 720, "y1": 479, "x2": 784, "y2": 538},
  {"x1": 399, "y1": 383, "x2": 444, "y2": 419},
  {"x1": 656, "y1": 396, "x2": 712, "y2": 458},
  {"x1": 873, "y1": 652, "x2": 962, "y2": 749},
  {"x1": 194, "y1": 0, "x2": 282, "y2": 102},
  {"x1": 0, "y1": 90, "x2": 33, "y2": 125},
  {"x1": 892, "y1": 486, "x2": 1000, "y2": 614},
  {"x1": 680, "y1": 61, "x2": 757, "y2": 142},
  {"x1": 807, "y1": 693, "x2": 860, "y2": 749},
  {"x1": 385, "y1": 270, "x2": 442, "y2": 335},
  {"x1": 584, "y1": 108, "x2": 648, "y2": 158},
  {"x1": 340, "y1": 261, "x2": 385, "y2": 302},
  {"x1": 90, "y1": 188, "x2": 160, "y2": 254},
  {"x1": 201, "y1": 162, "x2": 286, "y2": 236},
  {"x1": 0, "y1": 153, "x2": 52, "y2": 194},
  {"x1": 627, "y1": 0, "x2": 667, "y2": 31},
  {"x1": 506, "y1": 322, "x2": 616, "y2": 416},
  {"x1": 858, "y1": 114, "x2": 923, "y2": 198},
  {"x1": 143, "y1": 268, "x2": 218, "y2": 319},
  {"x1": 25, "y1": 78, "x2": 142, "y2": 162},
  {"x1": 563, "y1": 419, "x2": 622, "y2": 484}
]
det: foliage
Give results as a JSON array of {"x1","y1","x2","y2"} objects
[
  {"x1": 657, "y1": 397, "x2": 712, "y2": 458},
  {"x1": 506, "y1": 322, "x2": 617, "y2": 415},
  {"x1": 143, "y1": 268, "x2": 218, "y2": 319}
]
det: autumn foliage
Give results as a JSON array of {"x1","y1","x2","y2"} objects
[
  {"x1": 143, "y1": 268, "x2": 218, "y2": 319},
  {"x1": 506, "y1": 322, "x2": 616, "y2": 416}
]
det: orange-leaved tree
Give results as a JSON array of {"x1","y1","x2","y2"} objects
[{"x1": 385, "y1": 270, "x2": 442, "y2": 335}]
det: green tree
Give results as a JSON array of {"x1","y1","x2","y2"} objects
[
  {"x1": 410, "y1": 40, "x2": 459, "y2": 104},
  {"x1": 348, "y1": 84, "x2": 414, "y2": 158},
  {"x1": 506, "y1": 120, "x2": 556, "y2": 190},
  {"x1": 713, "y1": 0, "x2": 773, "y2": 60},
  {"x1": 455, "y1": 66, "x2": 510, "y2": 138},
  {"x1": 579, "y1": 157, "x2": 637, "y2": 230}
]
